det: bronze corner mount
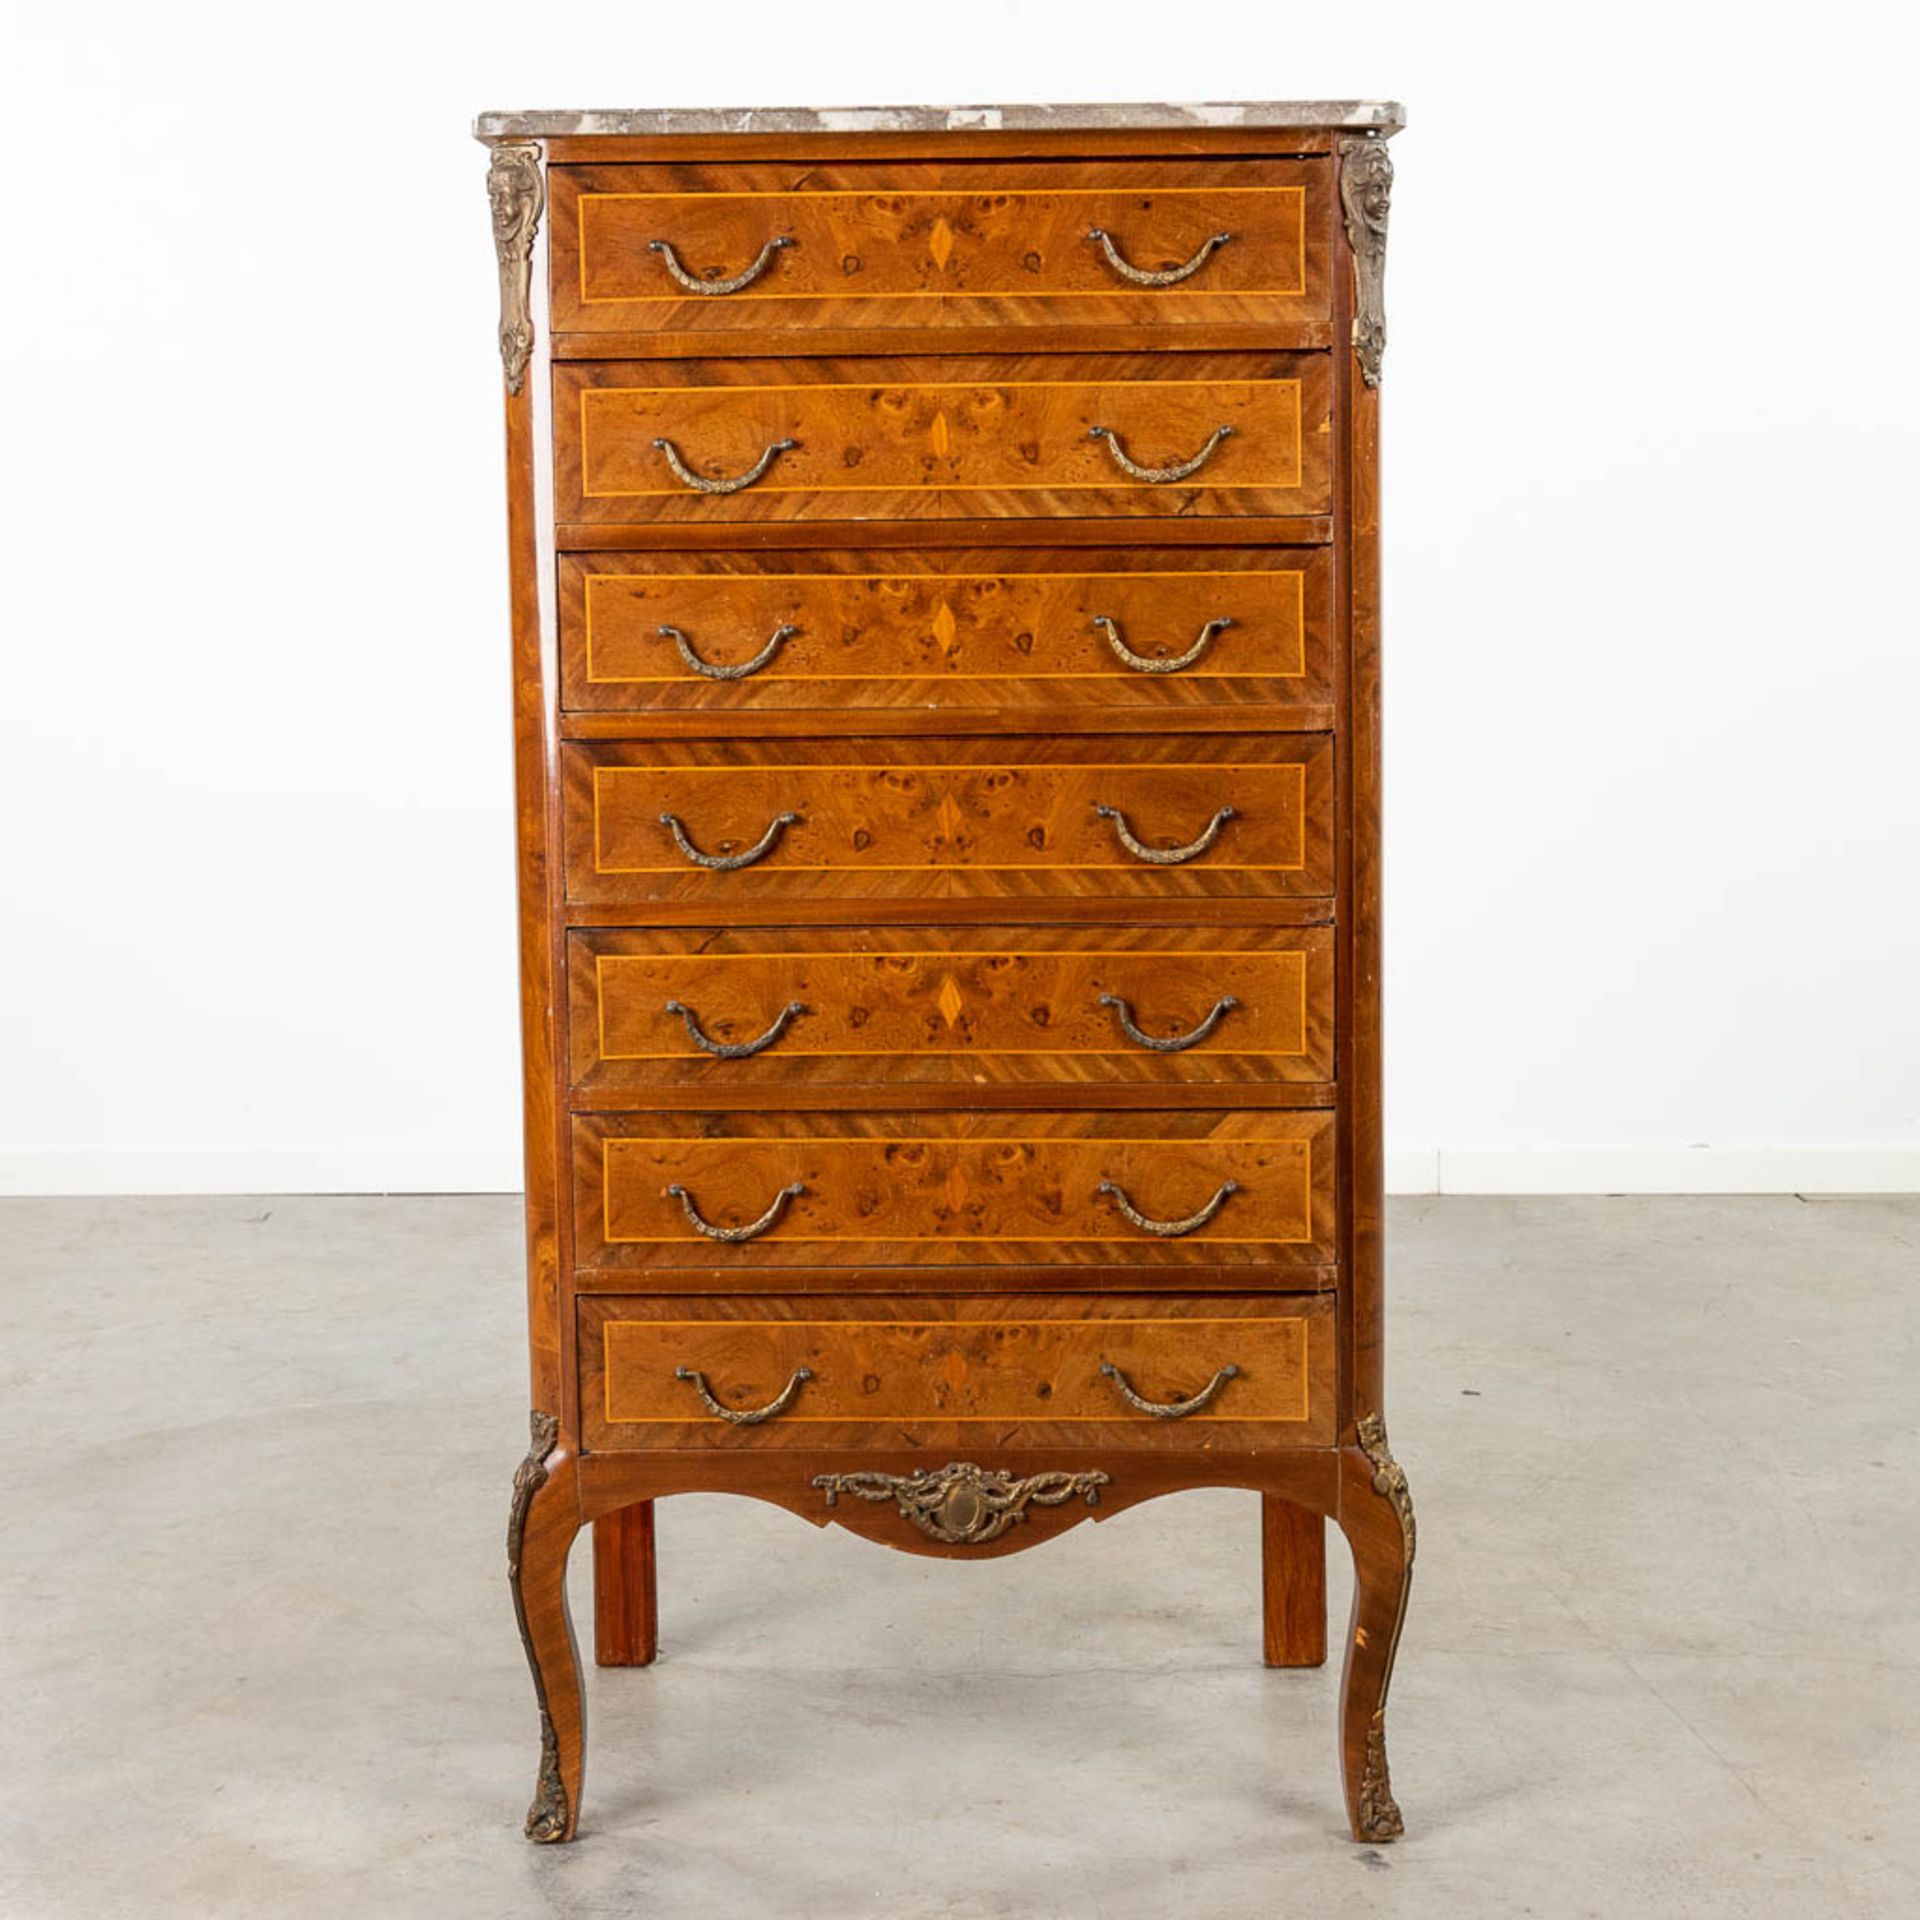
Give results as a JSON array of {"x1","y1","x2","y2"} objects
[
  {"x1": 1337, "y1": 135, "x2": 1392, "y2": 388},
  {"x1": 1355, "y1": 1411, "x2": 1415, "y2": 1560},
  {"x1": 487, "y1": 141, "x2": 545, "y2": 395},
  {"x1": 507, "y1": 1409, "x2": 559, "y2": 1572},
  {"x1": 1350, "y1": 1414, "x2": 1414, "y2": 1841},
  {"x1": 506, "y1": 1410, "x2": 570, "y2": 1843}
]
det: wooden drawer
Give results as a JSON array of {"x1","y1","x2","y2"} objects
[
  {"x1": 572, "y1": 1110, "x2": 1335, "y2": 1273},
  {"x1": 568, "y1": 926, "x2": 1334, "y2": 1095},
  {"x1": 548, "y1": 159, "x2": 1334, "y2": 345},
  {"x1": 560, "y1": 548, "x2": 1334, "y2": 718},
  {"x1": 562, "y1": 734, "x2": 1333, "y2": 907},
  {"x1": 579, "y1": 1293, "x2": 1337, "y2": 1451},
  {"x1": 553, "y1": 354, "x2": 1331, "y2": 524}
]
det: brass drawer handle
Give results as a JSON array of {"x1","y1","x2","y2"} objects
[
  {"x1": 1097, "y1": 1177, "x2": 1239, "y2": 1238},
  {"x1": 667, "y1": 1179, "x2": 806, "y2": 1243},
  {"x1": 1087, "y1": 225, "x2": 1233, "y2": 287},
  {"x1": 659, "y1": 809, "x2": 799, "y2": 871},
  {"x1": 1093, "y1": 613, "x2": 1232, "y2": 674},
  {"x1": 1088, "y1": 423, "x2": 1233, "y2": 484},
  {"x1": 1093, "y1": 800, "x2": 1235, "y2": 866},
  {"x1": 648, "y1": 234, "x2": 794, "y2": 295},
  {"x1": 657, "y1": 621, "x2": 797, "y2": 681},
  {"x1": 652, "y1": 435, "x2": 798, "y2": 495},
  {"x1": 665, "y1": 997, "x2": 807, "y2": 1060},
  {"x1": 1099, "y1": 1360, "x2": 1240, "y2": 1419},
  {"x1": 1097, "y1": 991, "x2": 1238, "y2": 1053},
  {"x1": 813, "y1": 1461, "x2": 1109, "y2": 1545},
  {"x1": 674, "y1": 1364, "x2": 813, "y2": 1424}
]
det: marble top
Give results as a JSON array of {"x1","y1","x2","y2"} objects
[{"x1": 474, "y1": 101, "x2": 1404, "y2": 140}]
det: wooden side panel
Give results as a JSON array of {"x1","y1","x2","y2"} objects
[
  {"x1": 548, "y1": 157, "x2": 1334, "y2": 344},
  {"x1": 578, "y1": 1292, "x2": 1338, "y2": 1450},
  {"x1": 562, "y1": 733, "x2": 1334, "y2": 906},
  {"x1": 553, "y1": 354, "x2": 1332, "y2": 523},
  {"x1": 567, "y1": 924, "x2": 1335, "y2": 1093},
  {"x1": 496, "y1": 141, "x2": 566, "y2": 1423},
  {"x1": 572, "y1": 1108, "x2": 1336, "y2": 1272},
  {"x1": 1345, "y1": 389, "x2": 1386, "y2": 1422},
  {"x1": 1333, "y1": 142, "x2": 1384, "y2": 1438},
  {"x1": 559, "y1": 547, "x2": 1335, "y2": 717}
]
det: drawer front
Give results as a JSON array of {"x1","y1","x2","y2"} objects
[
  {"x1": 549, "y1": 159, "x2": 1333, "y2": 342},
  {"x1": 579, "y1": 1293, "x2": 1337, "y2": 1451},
  {"x1": 568, "y1": 926, "x2": 1334, "y2": 1093},
  {"x1": 563, "y1": 735, "x2": 1333, "y2": 905},
  {"x1": 554, "y1": 355, "x2": 1331, "y2": 524},
  {"x1": 561, "y1": 549, "x2": 1333, "y2": 716},
  {"x1": 573, "y1": 1111, "x2": 1335, "y2": 1271}
]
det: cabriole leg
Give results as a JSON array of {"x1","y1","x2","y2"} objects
[
  {"x1": 1334, "y1": 1416, "x2": 1416, "y2": 1842},
  {"x1": 507, "y1": 1412, "x2": 585, "y2": 1842},
  {"x1": 1261, "y1": 1494, "x2": 1328, "y2": 1667},
  {"x1": 594, "y1": 1501, "x2": 659, "y2": 1667}
]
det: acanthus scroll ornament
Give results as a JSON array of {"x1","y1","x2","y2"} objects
[
  {"x1": 813, "y1": 1460, "x2": 1110, "y2": 1545},
  {"x1": 487, "y1": 142, "x2": 544, "y2": 395},
  {"x1": 1358, "y1": 1708, "x2": 1403, "y2": 1843},
  {"x1": 1337, "y1": 136, "x2": 1393, "y2": 388},
  {"x1": 506, "y1": 1410, "x2": 558, "y2": 1578}
]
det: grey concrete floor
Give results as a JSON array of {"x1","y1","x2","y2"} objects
[{"x1": 1, "y1": 1195, "x2": 1915, "y2": 1919}]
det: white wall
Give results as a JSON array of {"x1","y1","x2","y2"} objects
[{"x1": 3, "y1": 0, "x2": 1915, "y2": 1195}]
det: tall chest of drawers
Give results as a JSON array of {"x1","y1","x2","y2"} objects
[{"x1": 478, "y1": 100, "x2": 1413, "y2": 1847}]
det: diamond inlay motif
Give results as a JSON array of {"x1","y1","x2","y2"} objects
[
  {"x1": 931, "y1": 601, "x2": 959, "y2": 654},
  {"x1": 928, "y1": 217, "x2": 956, "y2": 269},
  {"x1": 935, "y1": 974, "x2": 965, "y2": 1028},
  {"x1": 934, "y1": 791, "x2": 963, "y2": 842},
  {"x1": 929, "y1": 410, "x2": 951, "y2": 457}
]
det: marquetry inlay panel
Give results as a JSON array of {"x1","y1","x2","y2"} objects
[
  {"x1": 572, "y1": 1109, "x2": 1335, "y2": 1270},
  {"x1": 552, "y1": 354, "x2": 1331, "y2": 523},
  {"x1": 559, "y1": 548, "x2": 1333, "y2": 715},
  {"x1": 564, "y1": 735, "x2": 1333, "y2": 905},
  {"x1": 567, "y1": 925, "x2": 1335, "y2": 1092},
  {"x1": 585, "y1": 1298, "x2": 1324, "y2": 1446},
  {"x1": 545, "y1": 157, "x2": 1336, "y2": 346}
]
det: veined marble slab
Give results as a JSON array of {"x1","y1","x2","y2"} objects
[{"x1": 474, "y1": 101, "x2": 1404, "y2": 140}]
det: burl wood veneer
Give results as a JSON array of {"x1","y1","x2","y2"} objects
[{"x1": 481, "y1": 99, "x2": 1412, "y2": 1850}]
